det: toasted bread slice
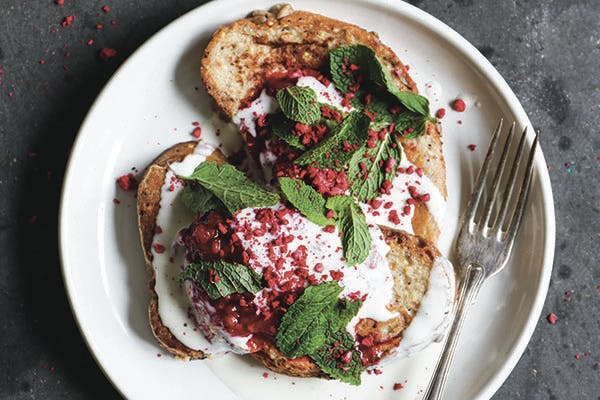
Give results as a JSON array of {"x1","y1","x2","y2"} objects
[
  {"x1": 137, "y1": 141, "x2": 447, "y2": 375},
  {"x1": 201, "y1": 5, "x2": 446, "y2": 244},
  {"x1": 137, "y1": 141, "x2": 227, "y2": 360}
]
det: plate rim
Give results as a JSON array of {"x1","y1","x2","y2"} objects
[{"x1": 59, "y1": 0, "x2": 556, "y2": 399}]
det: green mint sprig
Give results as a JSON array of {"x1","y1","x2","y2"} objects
[
  {"x1": 275, "y1": 281, "x2": 361, "y2": 357},
  {"x1": 326, "y1": 195, "x2": 372, "y2": 265},
  {"x1": 179, "y1": 161, "x2": 279, "y2": 214},
  {"x1": 179, "y1": 260, "x2": 264, "y2": 300},
  {"x1": 279, "y1": 177, "x2": 331, "y2": 226},
  {"x1": 348, "y1": 132, "x2": 403, "y2": 201},
  {"x1": 294, "y1": 111, "x2": 371, "y2": 169},
  {"x1": 310, "y1": 330, "x2": 363, "y2": 385},
  {"x1": 276, "y1": 86, "x2": 321, "y2": 125}
]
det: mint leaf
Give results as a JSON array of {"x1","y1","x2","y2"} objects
[
  {"x1": 326, "y1": 196, "x2": 371, "y2": 266},
  {"x1": 348, "y1": 130, "x2": 403, "y2": 201},
  {"x1": 276, "y1": 86, "x2": 321, "y2": 125},
  {"x1": 329, "y1": 44, "x2": 378, "y2": 95},
  {"x1": 310, "y1": 330, "x2": 362, "y2": 386},
  {"x1": 393, "y1": 111, "x2": 428, "y2": 138},
  {"x1": 294, "y1": 111, "x2": 371, "y2": 169},
  {"x1": 181, "y1": 184, "x2": 226, "y2": 214},
  {"x1": 275, "y1": 282, "x2": 360, "y2": 357},
  {"x1": 270, "y1": 113, "x2": 306, "y2": 150},
  {"x1": 325, "y1": 195, "x2": 355, "y2": 217},
  {"x1": 181, "y1": 161, "x2": 279, "y2": 214},
  {"x1": 180, "y1": 260, "x2": 263, "y2": 300},
  {"x1": 389, "y1": 89, "x2": 430, "y2": 116},
  {"x1": 279, "y1": 177, "x2": 331, "y2": 226},
  {"x1": 330, "y1": 44, "x2": 430, "y2": 118}
]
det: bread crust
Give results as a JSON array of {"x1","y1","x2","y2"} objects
[
  {"x1": 201, "y1": 5, "x2": 446, "y2": 243},
  {"x1": 136, "y1": 141, "x2": 226, "y2": 360}
]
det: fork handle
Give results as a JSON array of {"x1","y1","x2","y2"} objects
[{"x1": 423, "y1": 263, "x2": 486, "y2": 400}]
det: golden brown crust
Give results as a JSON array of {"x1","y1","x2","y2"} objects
[{"x1": 137, "y1": 141, "x2": 226, "y2": 360}]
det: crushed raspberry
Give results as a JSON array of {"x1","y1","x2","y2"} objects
[
  {"x1": 547, "y1": 313, "x2": 557, "y2": 324},
  {"x1": 192, "y1": 127, "x2": 202, "y2": 138},
  {"x1": 61, "y1": 15, "x2": 75, "y2": 27},
  {"x1": 116, "y1": 173, "x2": 138, "y2": 191},
  {"x1": 152, "y1": 243, "x2": 166, "y2": 253},
  {"x1": 305, "y1": 166, "x2": 348, "y2": 197},
  {"x1": 292, "y1": 122, "x2": 327, "y2": 147},
  {"x1": 99, "y1": 47, "x2": 117, "y2": 61},
  {"x1": 393, "y1": 383, "x2": 404, "y2": 391},
  {"x1": 452, "y1": 99, "x2": 466, "y2": 112},
  {"x1": 388, "y1": 210, "x2": 401, "y2": 225},
  {"x1": 435, "y1": 108, "x2": 446, "y2": 119},
  {"x1": 330, "y1": 270, "x2": 344, "y2": 280},
  {"x1": 323, "y1": 225, "x2": 336, "y2": 233},
  {"x1": 321, "y1": 106, "x2": 343, "y2": 122}
]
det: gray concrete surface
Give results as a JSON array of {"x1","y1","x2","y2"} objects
[{"x1": 0, "y1": 0, "x2": 598, "y2": 399}]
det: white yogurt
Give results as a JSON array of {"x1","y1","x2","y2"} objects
[
  {"x1": 151, "y1": 142, "x2": 250, "y2": 355},
  {"x1": 388, "y1": 257, "x2": 456, "y2": 360}
]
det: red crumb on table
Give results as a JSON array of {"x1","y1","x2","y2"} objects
[
  {"x1": 99, "y1": 48, "x2": 117, "y2": 61},
  {"x1": 393, "y1": 383, "x2": 404, "y2": 390},
  {"x1": 112, "y1": 198, "x2": 120, "y2": 204},
  {"x1": 547, "y1": 313, "x2": 557, "y2": 324},
  {"x1": 575, "y1": 354, "x2": 581, "y2": 360},
  {"x1": 452, "y1": 98, "x2": 466, "y2": 112},
  {"x1": 96, "y1": 24, "x2": 103, "y2": 30},
  {"x1": 262, "y1": 372, "x2": 269, "y2": 378},
  {"x1": 102, "y1": 5, "x2": 110, "y2": 12},
  {"x1": 86, "y1": 39, "x2": 94, "y2": 46},
  {"x1": 111, "y1": 20, "x2": 117, "y2": 25},
  {"x1": 373, "y1": 368, "x2": 383, "y2": 375},
  {"x1": 192, "y1": 127, "x2": 202, "y2": 138},
  {"x1": 55, "y1": 0, "x2": 64, "y2": 4},
  {"x1": 468, "y1": 144, "x2": 477, "y2": 151},
  {"x1": 116, "y1": 173, "x2": 138, "y2": 191},
  {"x1": 192, "y1": 121, "x2": 200, "y2": 126},
  {"x1": 61, "y1": 15, "x2": 75, "y2": 27},
  {"x1": 156, "y1": 353, "x2": 162, "y2": 357},
  {"x1": 0, "y1": 68, "x2": 4, "y2": 74},
  {"x1": 435, "y1": 108, "x2": 446, "y2": 119},
  {"x1": 564, "y1": 162, "x2": 571, "y2": 167}
]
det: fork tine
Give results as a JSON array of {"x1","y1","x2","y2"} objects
[
  {"x1": 492, "y1": 126, "x2": 528, "y2": 233},
  {"x1": 463, "y1": 118, "x2": 504, "y2": 226},
  {"x1": 481, "y1": 122, "x2": 515, "y2": 229},
  {"x1": 504, "y1": 129, "x2": 539, "y2": 242}
]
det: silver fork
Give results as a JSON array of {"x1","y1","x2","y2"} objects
[{"x1": 424, "y1": 119, "x2": 539, "y2": 400}]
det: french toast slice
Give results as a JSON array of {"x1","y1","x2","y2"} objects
[
  {"x1": 137, "y1": 141, "x2": 227, "y2": 360},
  {"x1": 201, "y1": 4, "x2": 447, "y2": 244},
  {"x1": 137, "y1": 141, "x2": 448, "y2": 376}
]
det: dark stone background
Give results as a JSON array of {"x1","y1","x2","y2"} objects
[{"x1": 0, "y1": 0, "x2": 598, "y2": 399}]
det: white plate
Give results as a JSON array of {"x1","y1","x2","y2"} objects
[{"x1": 59, "y1": 0, "x2": 555, "y2": 399}]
